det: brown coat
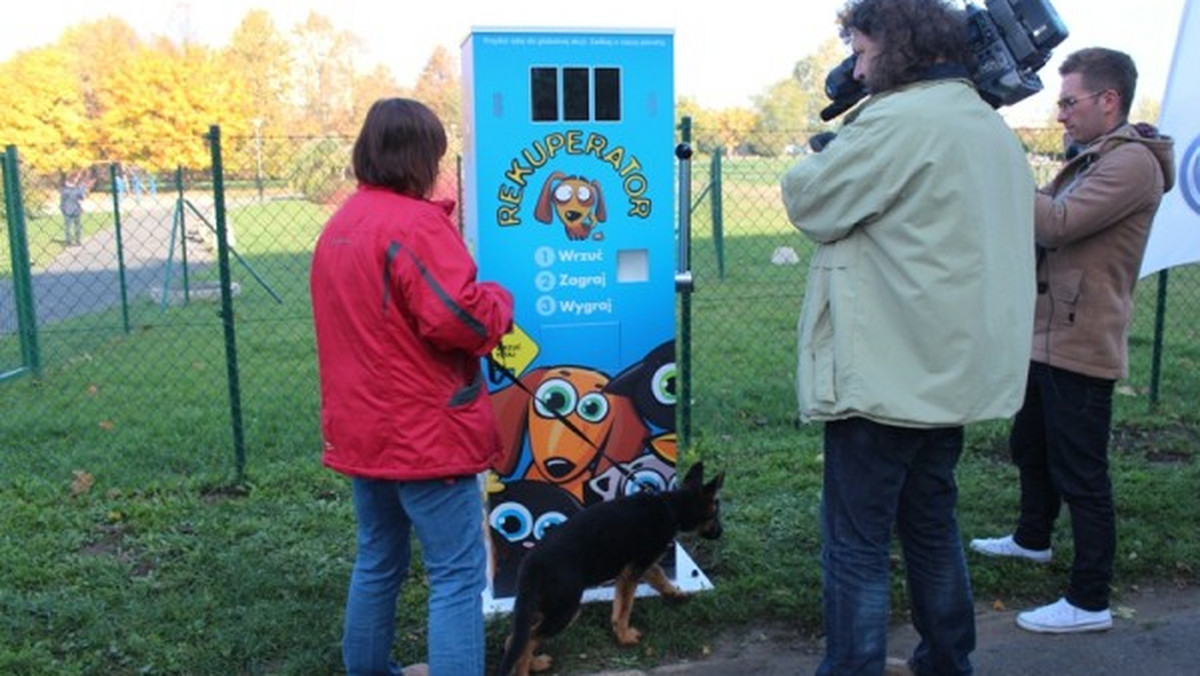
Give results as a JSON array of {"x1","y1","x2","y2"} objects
[{"x1": 1032, "y1": 123, "x2": 1175, "y2": 379}]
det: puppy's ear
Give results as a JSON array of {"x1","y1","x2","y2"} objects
[
  {"x1": 591, "y1": 178, "x2": 607, "y2": 223},
  {"x1": 682, "y1": 462, "x2": 704, "y2": 489},
  {"x1": 704, "y1": 472, "x2": 725, "y2": 495}
]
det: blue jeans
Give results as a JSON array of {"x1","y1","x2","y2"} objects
[
  {"x1": 1010, "y1": 362, "x2": 1116, "y2": 611},
  {"x1": 343, "y1": 476, "x2": 487, "y2": 676},
  {"x1": 817, "y1": 418, "x2": 975, "y2": 676}
]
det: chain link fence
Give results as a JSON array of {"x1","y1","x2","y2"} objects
[
  {"x1": 681, "y1": 123, "x2": 1199, "y2": 440},
  {"x1": 2, "y1": 122, "x2": 1196, "y2": 482},
  {"x1": 1, "y1": 130, "x2": 344, "y2": 483}
]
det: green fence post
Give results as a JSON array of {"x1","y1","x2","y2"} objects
[
  {"x1": 4, "y1": 145, "x2": 41, "y2": 378},
  {"x1": 109, "y1": 164, "x2": 131, "y2": 334},
  {"x1": 1149, "y1": 269, "x2": 1169, "y2": 409},
  {"x1": 207, "y1": 125, "x2": 248, "y2": 482},
  {"x1": 176, "y1": 167, "x2": 191, "y2": 302},
  {"x1": 712, "y1": 147, "x2": 725, "y2": 280}
]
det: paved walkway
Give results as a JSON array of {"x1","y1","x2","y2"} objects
[
  {"x1": 1, "y1": 195, "x2": 215, "y2": 333},
  {"x1": 573, "y1": 583, "x2": 1200, "y2": 675}
]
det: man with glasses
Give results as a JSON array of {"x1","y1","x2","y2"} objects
[{"x1": 970, "y1": 47, "x2": 1175, "y2": 634}]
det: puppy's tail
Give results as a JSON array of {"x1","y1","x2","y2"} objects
[{"x1": 494, "y1": 575, "x2": 540, "y2": 676}]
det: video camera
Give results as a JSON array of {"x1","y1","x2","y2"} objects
[{"x1": 819, "y1": 0, "x2": 1069, "y2": 122}]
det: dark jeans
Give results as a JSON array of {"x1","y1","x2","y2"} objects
[
  {"x1": 1010, "y1": 361, "x2": 1116, "y2": 611},
  {"x1": 817, "y1": 417, "x2": 975, "y2": 676}
]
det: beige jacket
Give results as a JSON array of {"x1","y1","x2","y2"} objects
[
  {"x1": 782, "y1": 80, "x2": 1036, "y2": 427},
  {"x1": 1033, "y1": 123, "x2": 1175, "y2": 379}
]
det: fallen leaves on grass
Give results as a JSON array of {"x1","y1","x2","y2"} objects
[{"x1": 70, "y1": 470, "x2": 95, "y2": 497}]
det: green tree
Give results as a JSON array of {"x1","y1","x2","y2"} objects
[
  {"x1": 788, "y1": 37, "x2": 847, "y2": 130},
  {"x1": 749, "y1": 78, "x2": 808, "y2": 156},
  {"x1": 746, "y1": 37, "x2": 847, "y2": 156}
]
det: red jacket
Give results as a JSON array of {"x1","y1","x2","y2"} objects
[{"x1": 311, "y1": 186, "x2": 514, "y2": 480}]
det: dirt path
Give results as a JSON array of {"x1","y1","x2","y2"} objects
[{"x1": 576, "y1": 583, "x2": 1200, "y2": 675}]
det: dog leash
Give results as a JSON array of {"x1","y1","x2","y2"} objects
[{"x1": 485, "y1": 352, "x2": 662, "y2": 495}]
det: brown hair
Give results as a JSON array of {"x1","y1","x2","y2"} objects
[
  {"x1": 1059, "y1": 47, "x2": 1137, "y2": 118},
  {"x1": 838, "y1": 0, "x2": 970, "y2": 93},
  {"x1": 352, "y1": 98, "x2": 448, "y2": 198}
]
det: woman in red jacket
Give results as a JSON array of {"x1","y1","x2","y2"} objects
[{"x1": 311, "y1": 98, "x2": 514, "y2": 676}]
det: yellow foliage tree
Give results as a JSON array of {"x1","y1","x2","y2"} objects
[
  {"x1": 57, "y1": 18, "x2": 141, "y2": 122},
  {"x1": 412, "y1": 46, "x2": 460, "y2": 128},
  {"x1": 223, "y1": 9, "x2": 293, "y2": 137},
  {"x1": 0, "y1": 47, "x2": 90, "y2": 173},
  {"x1": 290, "y1": 12, "x2": 362, "y2": 135},
  {"x1": 712, "y1": 107, "x2": 760, "y2": 156},
  {"x1": 96, "y1": 40, "x2": 249, "y2": 170}
]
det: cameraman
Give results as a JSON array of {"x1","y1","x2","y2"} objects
[
  {"x1": 780, "y1": 0, "x2": 1036, "y2": 674},
  {"x1": 970, "y1": 48, "x2": 1175, "y2": 634}
]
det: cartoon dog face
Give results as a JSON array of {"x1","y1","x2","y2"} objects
[
  {"x1": 605, "y1": 340, "x2": 677, "y2": 431},
  {"x1": 585, "y1": 452, "x2": 678, "y2": 504},
  {"x1": 534, "y1": 171, "x2": 607, "y2": 241},
  {"x1": 487, "y1": 479, "x2": 581, "y2": 597},
  {"x1": 491, "y1": 366, "x2": 647, "y2": 502}
]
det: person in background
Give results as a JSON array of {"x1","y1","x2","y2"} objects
[
  {"x1": 60, "y1": 172, "x2": 91, "y2": 246},
  {"x1": 970, "y1": 47, "x2": 1174, "y2": 634},
  {"x1": 310, "y1": 97, "x2": 514, "y2": 676},
  {"x1": 780, "y1": 0, "x2": 1037, "y2": 673}
]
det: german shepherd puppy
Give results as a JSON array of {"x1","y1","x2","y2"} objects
[{"x1": 495, "y1": 462, "x2": 725, "y2": 676}]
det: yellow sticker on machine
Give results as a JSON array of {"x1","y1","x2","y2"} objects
[{"x1": 491, "y1": 323, "x2": 539, "y2": 377}]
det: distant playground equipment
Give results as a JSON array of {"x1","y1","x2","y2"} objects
[{"x1": 155, "y1": 168, "x2": 281, "y2": 311}]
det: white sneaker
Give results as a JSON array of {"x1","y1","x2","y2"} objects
[
  {"x1": 1017, "y1": 597, "x2": 1113, "y2": 633},
  {"x1": 969, "y1": 534, "x2": 1052, "y2": 563}
]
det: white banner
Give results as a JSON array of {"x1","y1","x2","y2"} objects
[{"x1": 1141, "y1": 0, "x2": 1200, "y2": 278}]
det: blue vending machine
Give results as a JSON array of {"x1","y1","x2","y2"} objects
[{"x1": 462, "y1": 27, "x2": 707, "y2": 611}]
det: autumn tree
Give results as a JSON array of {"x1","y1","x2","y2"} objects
[
  {"x1": 0, "y1": 47, "x2": 89, "y2": 173},
  {"x1": 411, "y1": 46, "x2": 461, "y2": 129},
  {"x1": 677, "y1": 97, "x2": 718, "y2": 151},
  {"x1": 352, "y1": 65, "x2": 404, "y2": 129},
  {"x1": 97, "y1": 40, "x2": 248, "y2": 170},
  {"x1": 290, "y1": 12, "x2": 362, "y2": 135},
  {"x1": 223, "y1": 10, "x2": 292, "y2": 135},
  {"x1": 709, "y1": 107, "x2": 760, "y2": 156},
  {"x1": 1132, "y1": 96, "x2": 1161, "y2": 125},
  {"x1": 57, "y1": 18, "x2": 142, "y2": 123}
]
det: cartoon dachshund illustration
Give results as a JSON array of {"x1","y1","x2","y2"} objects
[
  {"x1": 534, "y1": 171, "x2": 607, "y2": 240},
  {"x1": 491, "y1": 366, "x2": 647, "y2": 502}
]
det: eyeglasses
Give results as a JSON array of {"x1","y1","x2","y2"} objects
[{"x1": 1056, "y1": 91, "x2": 1106, "y2": 113}]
